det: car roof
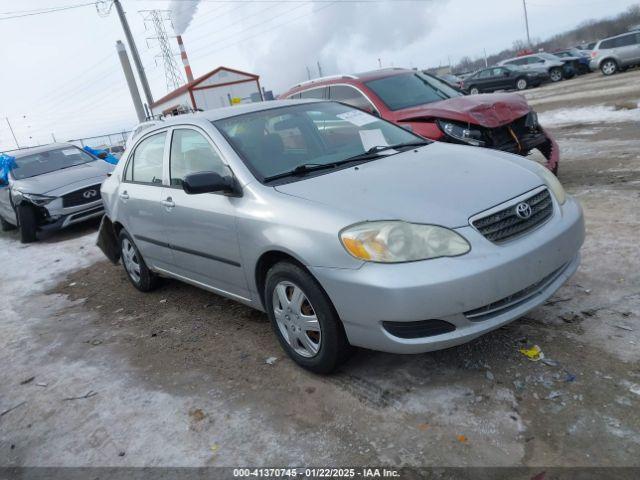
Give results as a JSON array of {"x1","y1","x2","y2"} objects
[
  {"x1": 284, "y1": 68, "x2": 414, "y2": 93},
  {"x1": 599, "y1": 30, "x2": 636, "y2": 42},
  {"x1": 11, "y1": 143, "x2": 77, "y2": 158}
]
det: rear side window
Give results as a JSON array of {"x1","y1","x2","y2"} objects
[
  {"x1": 169, "y1": 129, "x2": 225, "y2": 186},
  {"x1": 615, "y1": 34, "x2": 636, "y2": 47},
  {"x1": 328, "y1": 85, "x2": 374, "y2": 112},
  {"x1": 300, "y1": 88, "x2": 327, "y2": 100},
  {"x1": 527, "y1": 57, "x2": 543, "y2": 64},
  {"x1": 126, "y1": 132, "x2": 166, "y2": 184},
  {"x1": 477, "y1": 69, "x2": 492, "y2": 79}
]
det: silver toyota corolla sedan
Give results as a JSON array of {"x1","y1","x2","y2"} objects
[
  {"x1": 0, "y1": 143, "x2": 114, "y2": 243},
  {"x1": 97, "y1": 100, "x2": 584, "y2": 373}
]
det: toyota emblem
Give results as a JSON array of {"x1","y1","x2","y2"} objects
[
  {"x1": 83, "y1": 189, "x2": 98, "y2": 199},
  {"x1": 515, "y1": 202, "x2": 532, "y2": 219}
]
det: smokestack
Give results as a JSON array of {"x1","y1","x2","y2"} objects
[{"x1": 177, "y1": 35, "x2": 194, "y2": 83}]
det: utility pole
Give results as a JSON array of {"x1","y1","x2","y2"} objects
[
  {"x1": 317, "y1": 61, "x2": 323, "y2": 78},
  {"x1": 116, "y1": 40, "x2": 146, "y2": 122},
  {"x1": 113, "y1": 0, "x2": 154, "y2": 111},
  {"x1": 5, "y1": 117, "x2": 19, "y2": 149},
  {"x1": 522, "y1": 0, "x2": 531, "y2": 47},
  {"x1": 51, "y1": 133, "x2": 56, "y2": 142},
  {"x1": 484, "y1": 48, "x2": 488, "y2": 68},
  {"x1": 306, "y1": 66, "x2": 311, "y2": 80}
]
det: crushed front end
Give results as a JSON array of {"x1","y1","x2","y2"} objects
[{"x1": 437, "y1": 111, "x2": 559, "y2": 174}]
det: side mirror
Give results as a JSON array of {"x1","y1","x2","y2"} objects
[{"x1": 182, "y1": 171, "x2": 238, "y2": 196}]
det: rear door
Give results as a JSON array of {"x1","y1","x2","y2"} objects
[
  {"x1": 492, "y1": 67, "x2": 512, "y2": 90},
  {"x1": 161, "y1": 126, "x2": 249, "y2": 300},
  {"x1": 118, "y1": 130, "x2": 173, "y2": 270}
]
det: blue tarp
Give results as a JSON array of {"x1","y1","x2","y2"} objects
[
  {"x1": 0, "y1": 152, "x2": 17, "y2": 187},
  {"x1": 83, "y1": 145, "x2": 119, "y2": 165}
]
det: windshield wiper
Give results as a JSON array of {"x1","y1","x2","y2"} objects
[{"x1": 263, "y1": 141, "x2": 430, "y2": 182}]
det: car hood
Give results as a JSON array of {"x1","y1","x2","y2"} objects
[
  {"x1": 12, "y1": 160, "x2": 114, "y2": 196},
  {"x1": 394, "y1": 93, "x2": 531, "y2": 128},
  {"x1": 274, "y1": 142, "x2": 544, "y2": 228}
]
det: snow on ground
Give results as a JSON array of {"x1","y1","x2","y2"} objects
[
  {"x1": 539, "y1": 103, "x2": 640, "y2": 127},
  {"x1": 0, "y1": 231, "x2": 102, "y2": 299}
]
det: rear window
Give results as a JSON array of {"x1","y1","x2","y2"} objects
[
  {"x1": 12, "y1": 147, "x2": 97, "y2": 180},
  {"x1": 365, "y1": 72, "x2": 461, "y2": 111}
]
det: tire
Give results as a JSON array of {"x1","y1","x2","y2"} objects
[
  {"x1": 1, "y1": 216, "x2": 16, "y2": 231},
  {"x1": 601, "y1": 59, "x2": 617, "y2": 76},
  {"x1": 515, "y1": 78, "x2": 528, "y2": 90},
  {"x1": 549, "y1": 67, "x2": 563, "y2": 82},
  {"x1": 264, "y1": 262, "x2": 351, "y2": 374},
  {"x1": 17, "y1": 204, "x2": 37, "y2": 243},
  {"x1": 469, "y1": 86, "x2": 480, "y2": 95},
  {"x1": 119, "y1": 229, "x2": 159, "y2": 292}
]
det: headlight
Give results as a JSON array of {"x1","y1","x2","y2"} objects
[
  {"x1": 15, "y1": 192, "x2": 56, "y2": 206},
  {"x1": 533, "y1": 163, "x2": 566, "y2": 205},
  {"x1": 437, "y1": 121, "x2": 485, "y2": 147},
  {"x1": 340, "y1": 221, "x2": 470, "y2": 263}
]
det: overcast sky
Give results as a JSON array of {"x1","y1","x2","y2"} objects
[{"x1": 1, "y1": 0, "x2": 638, "y2": 150}]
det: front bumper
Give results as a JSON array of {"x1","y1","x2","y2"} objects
[
  {"x1": 38, "y1": 200, "x2": 104, "y2": 231},
  {"x1": 311, "y1": 196, "x2": 584, "y2": 354}
]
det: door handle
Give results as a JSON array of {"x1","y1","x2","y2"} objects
[
  {"x1": 119, "y1": 191, "x2": 129, "y2": 200},
  {"x1": 161, "y1": 197, "x2": 175, "y2": 208}
]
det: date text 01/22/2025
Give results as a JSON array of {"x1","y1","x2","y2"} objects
[{"x1": 232, "y1": 468, "x2": 401, "y2": 478}]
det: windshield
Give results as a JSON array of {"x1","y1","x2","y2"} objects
[
  {"x1": 214, "y1": 102, "x2": 424, "y2": 182},
  {"x1": 12, "y1": 147, "x2": 97, "y2": 180},
  {"x1": 364, "y1": 72, "x2": 462, "y2": 111}
]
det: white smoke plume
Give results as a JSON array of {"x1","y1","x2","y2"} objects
[{"x1": 170, "y1": 0, "x2": 201, "y2": 35}]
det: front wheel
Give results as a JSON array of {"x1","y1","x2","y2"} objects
[
  {"x1": 119, "y1": 230, "x2": 159, "y2": 292},
  {"x1": 601, "y1": 59, "x2": 617, "y2": 76},
  {"x1": 469, "y1": 86, "x2": 480, "y2": 95},
  {"x1": 516, "y1": 78, "x2": 528, "y2": 90},
  {"x1": 17, "y1": 204, "x2": 37, "y2": 243},
  {"x1": 549, "y1": 67, "x2": 563, "y2": 82},
  {"x1": 265, "y1": 262, "x2": 351, "y2": 374}
]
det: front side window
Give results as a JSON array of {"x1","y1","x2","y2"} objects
[
  {"x1": 169, "y1": 129, "x2": 225, "y2": 186},
  {"x1": 214, "y1": 102, "x2": 424, "y2": 182},
  {"x1": 11, "y1": 147, "x2": 96, "y2": 180},
  {"x1": 365, "y1": 72, "x2": 462, "y2": 111},
  {"x1": 127, "y1": 132, "x2": 165, "y2": 185}
]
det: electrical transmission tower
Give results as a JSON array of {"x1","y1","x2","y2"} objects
[{"x1": 140, "y1": 10, "x2": 184, "y2": 92}]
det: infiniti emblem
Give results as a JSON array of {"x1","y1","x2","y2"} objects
[
  {"x1": 83, "y1": 189, "x2": 98, "y2": 199},
  {"x1": 515, "y1": 202, "x2": 532, "y2": 219}
]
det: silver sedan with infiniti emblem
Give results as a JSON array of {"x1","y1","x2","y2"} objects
[
  {"x1": 0, "y1": 143, "x2": 114, "y2": 243},
  {"x1": 97, "y1": 100, "x2": 584, "y2": 373}
]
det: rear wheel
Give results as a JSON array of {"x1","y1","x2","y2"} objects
[
  {"x1": 601, "y1": 59, "x2": 617, "y2": 76},
  {"x1": 17, "y1": 204, "x2": 37, "y2": 243},
  {"x1": 265, "y1": 262, "x2": 351, "y2": 374},
  {"x1": 119, "y1": 230, "x2": 159, "y2": 292},
  {"x1": 469, "y1": 86, "x2": 480, "y2": 95},
  {"x1": 1, "y1": 216, "x2": 16, "y2": 232},
  {"x1": 515, "y1": 78, "x2": 528, "y2": 90},
  {"x1": 549, "y1": 67, "x2": 563, "y2": 82}
]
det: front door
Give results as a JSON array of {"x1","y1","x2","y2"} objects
[
  {"x1": 118, "y1": 131, "x2": 173, "y2": 270},
  {"x1": 161, "y1": 127, "x2": 249, "y2": 300}
]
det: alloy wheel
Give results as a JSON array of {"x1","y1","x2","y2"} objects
[
  {"x1": 550, "y1": 69, "x2": 562, "y2": 82},
  {"x1": 602, "y1": 61, "x2": 616, "y2": 75},
  {"x1": 516, "y1": 79, "x2": 527, "y2": 90},
  {"x1": 470, "y1": 87, "x2": 479, "y2": 95},
  {"x1": 272, "y1": 281, "x2": 321, "y2": 358},
  {"x1": 122, "y1": 238, "x2": 141, "y2": 284}
]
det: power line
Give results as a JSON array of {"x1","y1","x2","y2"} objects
[{"x1": 0, "y1": 2, "x2": 97, "y2": 21}]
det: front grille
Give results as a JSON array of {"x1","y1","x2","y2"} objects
[
  {"x1": 485, "y1": 113, "x2": 547, "y2": 155},
  {"x1": 472, "y1": 188, "x2": 553, "y2": 243},
  {"x1": 464, "y1": 262, "x2": 569, "y2": 321},
  {"x1": 62, "y1": 184, "x2": 101, "y2": 207}
]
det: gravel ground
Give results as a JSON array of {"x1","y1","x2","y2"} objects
[{"x1": 1, "y1": 71, "x2": 639, "y2": 469}]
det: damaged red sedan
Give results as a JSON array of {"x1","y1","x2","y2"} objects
[{"x1": 281, "y1": 68, "x2": 559, "y2": 173}]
